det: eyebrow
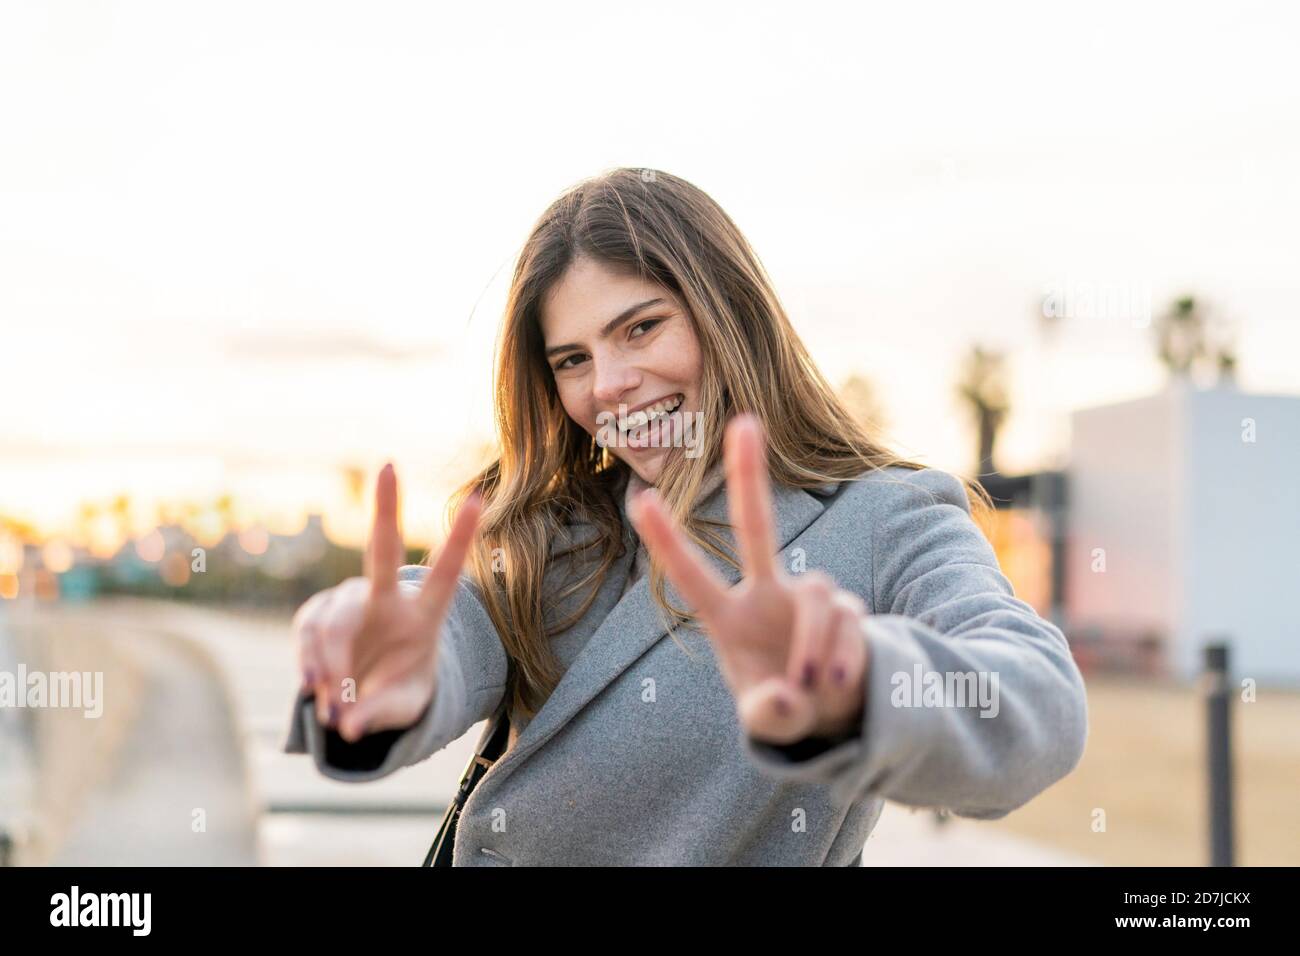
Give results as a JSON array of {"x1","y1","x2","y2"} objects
[{"x1": 543, "y1": 297, "x2": 668, "y2": 359}]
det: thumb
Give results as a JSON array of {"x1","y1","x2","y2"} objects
[
  {"x1": 738, "y1": 677, "x2": 817, "y2": 744},
  {"x1": 337, "y1": 676, "x2": 431, "y2": 742}
]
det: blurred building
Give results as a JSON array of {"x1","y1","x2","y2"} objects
[{"x1": 1066, "y1": 381, "x2": 1299, "y2": 683}]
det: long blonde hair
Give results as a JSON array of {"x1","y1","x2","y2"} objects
[{"x1": 440, "y1": 167, "x2": 993, "y2": 719}]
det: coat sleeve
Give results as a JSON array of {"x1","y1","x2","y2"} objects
[
  {"x1": 281, "y1": 565, "x2": 509, "y2": 783},
  {"x1": 742, "y1": 467, "x2": 1089, "y2": 818}
]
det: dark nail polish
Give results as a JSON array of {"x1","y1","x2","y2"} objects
[
  {"x1": 802, "y1": 663, "x2": 815, "y2": 688},
  {"x1": 774, "y1": 697, "x2": 790, "y2": 716},
  {"x1": 328, "y1": 703, "x2": 339, "y2": 725},
  {"x1": 831, "y1": 664, "x2": 846, "y2": 685}
]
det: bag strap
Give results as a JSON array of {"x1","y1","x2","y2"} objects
[{"x1": 421, "y1": 704, "x2": 512, "y2": 867}]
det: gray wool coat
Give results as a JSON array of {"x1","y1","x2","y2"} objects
[{"x1": 284, "y1": 465, "x2": 1089, "y2": 866}]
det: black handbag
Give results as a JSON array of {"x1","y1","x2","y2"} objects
[{"x1": 421, "y1": 704, "x2": 512, "y2": 867}]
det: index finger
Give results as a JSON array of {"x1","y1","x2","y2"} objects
[
  {"x1": 725, "y1": 414, "x2": 779, "y2": 581},
  {"x1": 366, "y1": 462, "x2": 403, "y2": 596},
  {"x1": 417, "y1": 491, "x2": 483, "y2": 623}
]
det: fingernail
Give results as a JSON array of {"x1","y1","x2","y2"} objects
[
  {"x1": 303, "y1": 668, "x2": 317, "y2": 688},
  {"x1": 802, "y1": 663, "x2": 815, "y2": 689},
  {"x1": 774, "y1": 696, "x2": 790, "y2": 716},
  {"x1": 831, "y1": 664, "x2": 846, "y2": 685},
  {"x1": 328, "y1": 703, "x2": 339, "y2": 725}
]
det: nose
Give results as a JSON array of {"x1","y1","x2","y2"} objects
[{"x1": 590, "y1": 353, "x2": 641, "y2": 406}]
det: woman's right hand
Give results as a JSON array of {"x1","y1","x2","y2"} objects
[{"x1": 292, "y1": 462, "x2": 483, "y2": 742}]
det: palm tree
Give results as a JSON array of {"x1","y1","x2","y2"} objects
[
  {"x1": 956, "y1": 345, "x2": 1010, "y2": 479},
  {"x1": 343, "y1": 465, "x2": 367, "y2": 508},
  {"x1": 1155, "y1": 296, "x2": 1207, "y2": 378},
  {"x1": 110, "y1": 494, "x2": 133, "y2": 541},
  {"x1": 76, "y1": 502, "x2": 100, "y2": 544},
  {"x1": 837, "y1": 373, "x2": 888, "y2": 438},
  {"x1": 1154, "y1": 295, "x2": 1238, "y2": 385},
  {"x1": 1217, "y1": 347, "x2": 1238, "y2": 383}
]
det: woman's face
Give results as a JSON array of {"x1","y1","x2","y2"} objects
[{"x1": 540, "y1": 256, "x2": 702, "y2": 485}]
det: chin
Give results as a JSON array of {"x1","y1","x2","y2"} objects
[{"x1": 624, "y1": 452, "x2": 667, "y2": 486}]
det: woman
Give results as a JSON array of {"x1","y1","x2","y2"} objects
[{"x1": 285, "y1": 167, "x2": 1088, "y2": 866}]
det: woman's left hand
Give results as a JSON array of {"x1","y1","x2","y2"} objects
[{"x1": 628, "y1": 413, "x2": 871, "y2": 746}]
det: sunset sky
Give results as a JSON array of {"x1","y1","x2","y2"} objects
[{"x1": 2, "y1": 0, "x2": 1298, "y2": 549}]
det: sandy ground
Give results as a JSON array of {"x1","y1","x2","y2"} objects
[{"x1": 980, "y1": 675, "x2": 1300, "y2": 866}]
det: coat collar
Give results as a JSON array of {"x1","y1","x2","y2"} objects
[{"x1": 480, "y1": 466, "x2": 838, "y2": 792}]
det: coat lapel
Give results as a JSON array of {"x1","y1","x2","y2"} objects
[{"x1": 481, "y1": 475, "x2": 837, "y2": 788}]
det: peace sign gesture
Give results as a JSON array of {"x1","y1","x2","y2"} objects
[
  {"x1": 293, "y1": 463, "x2": 483, "y2": 742},
  {"x1": 628, "y1": 415, "x2": 871, "y2": 745}
]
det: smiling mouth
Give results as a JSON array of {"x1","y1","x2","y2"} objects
[{"x1": 618, "y1": 393, "x2": 684, "y2": 433}]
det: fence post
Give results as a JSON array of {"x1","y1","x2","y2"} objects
[{"x1": 1204, "y1": 641, "x2": 1235, "y2": 867}]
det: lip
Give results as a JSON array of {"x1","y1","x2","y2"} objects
[
  {"x1": 625, "y1": 409, "x2": 676, "y2": 451},
  {"x1": 617, "y1": 392, "x2": 684, "y2": 417}
]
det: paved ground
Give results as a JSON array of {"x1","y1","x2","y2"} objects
[
  {"x1": 4, "y1": 597, "x2": 1096, "y2": 866},
  {"x1": 6, "y1": 606, "x2": 483, "y2": 868},
  {"x1": 863, "y1": 804, "x2": 1097, "y2": 866},
  {"x1": 2, "y1": 601, "x2": 259, "y2": 865}
]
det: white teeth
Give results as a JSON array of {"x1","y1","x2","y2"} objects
[{"x1": 620, "y1": 394, "x2": 682, "y2": 431}]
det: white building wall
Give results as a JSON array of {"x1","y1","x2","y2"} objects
[
  {"x1": 1181, "y1": 386, "x2": 1299, "y2": 683},
  {"x1": 1067, "y1": 382, "x2": 1299, "y2": 683}
]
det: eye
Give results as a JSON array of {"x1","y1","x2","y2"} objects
[
  {"x1": 550, "y1": 317, "x2": 667, "y2": 372},
  {"x1": 552, "y1": 353, "x2": 586, "y2": 372},
  {"x1": 629, "y1": 318, "x2": 664, "y2": 339}
]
